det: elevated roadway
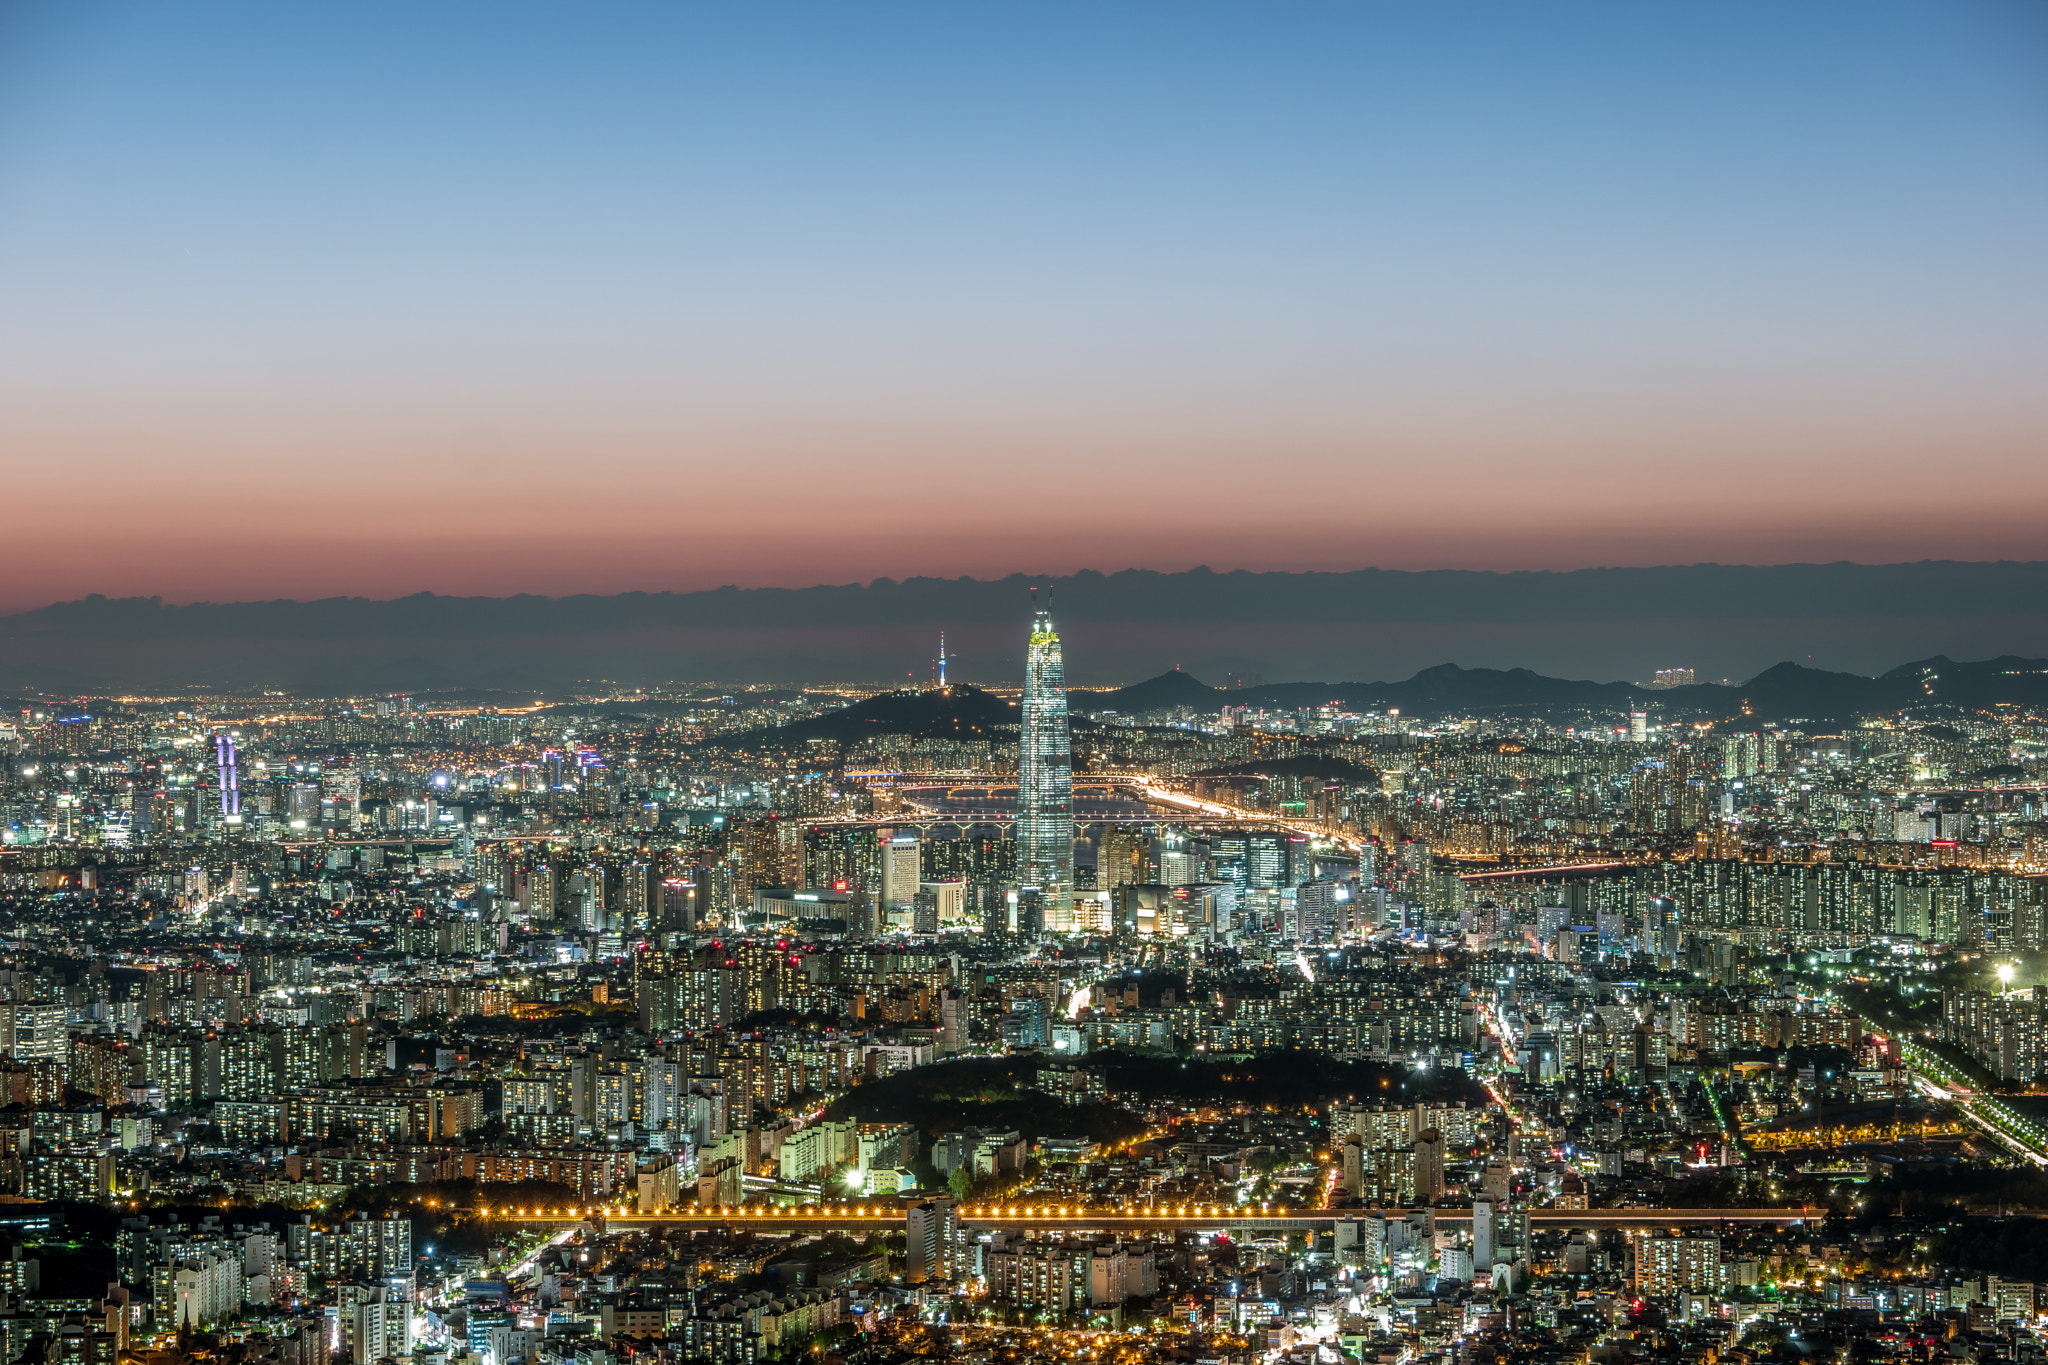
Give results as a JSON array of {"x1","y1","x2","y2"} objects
[
  {"x1": 1836, "y1": 1003, "x2": 2048, "y2": 1168},
  {"x1": 496, "y1": 1205, "x2": 1826, "y2": 1233}
]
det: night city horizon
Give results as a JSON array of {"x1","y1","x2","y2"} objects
[{"x1": 3, "y1": 5, "x2": 2047, "y2": 1365}]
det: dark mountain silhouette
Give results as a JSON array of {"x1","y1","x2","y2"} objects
[
  {"x1": 716, "y1": 654, "x2": 2048, "y2": 744},
  {"x1": 718, "y1": 684, "x2": 1019, "y2": 748},
  {"x1": 8, "y1": 562, "x2": 2045, "y2": 639},
  {"x1": 1315, "y1": 664, "x2": 1643, "y2": 715},
  {"x1": 1074, "y1": 668, "x2": 1222, "y2": 713},
  {"x1": 0, "y1": 562, "x2": 2042, "y2": 692},
  {"x1": 1220, "y1": 657, "x2": 2048, "y2": 723},
  {"x1": 1876, "y1": 655, "x2": 2048, "y2": 710},
  {"x1": 1086, "y1": 661, "x2": 1922, "y2": 722},
  {"x1": 1700, "y1": 661, "x2": 1880, "y2": 718}
]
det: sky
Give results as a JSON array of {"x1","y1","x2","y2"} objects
[{"x1": 1, "y1": 2, "x2": 2045, "y2": 612}]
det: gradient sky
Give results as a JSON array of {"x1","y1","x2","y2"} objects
[{"x1": 1, "y1": 2, "x2": 2045, "y2": 611}]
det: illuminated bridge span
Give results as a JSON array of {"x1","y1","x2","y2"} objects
[
  {"x1": 841, "y1": 772, "x2": 1154, "y2": 784},
  {"x1": 817, "y1": 773, "x2": 1362, "y2": 853},
  {"x1": 827, "y1": 819, "x2": 1166, "y2": 829},
  {"x1": 495, "y1": 1205, "x2": 1825, "y2": 1232}
]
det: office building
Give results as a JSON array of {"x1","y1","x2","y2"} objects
[{"x1": 1017, "y1": 598, "x2": 1074, "y2": 905}]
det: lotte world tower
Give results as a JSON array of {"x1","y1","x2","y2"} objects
[{"x1": 1017, "y1": 595, "x2": 1074, "y2": 906}]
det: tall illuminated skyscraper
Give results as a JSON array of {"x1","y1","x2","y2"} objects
[
  {"x1": 1017, "y1": 594, "x2": 1074, "y2": 908},
  {"x1": 213, "y1": 733, "x2": 241, "y2": 824}
]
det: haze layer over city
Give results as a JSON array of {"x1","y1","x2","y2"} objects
[{"x1": 2, "y1": 6, "x2": 2047, "y2": 1365}]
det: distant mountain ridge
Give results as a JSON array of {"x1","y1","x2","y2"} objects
[
  {"x1": 0, "y1": 561, "x2": 2042, "y2": 691},
  {"x1": 1075, "y1": 667, "x2": 1221, "y2": 714},
  {"x1": 713, "y1": 654, "x2": 2048, "y2": 748},
  {"x1": 1064, "y1": 654, "x2": 2048, "y2": 723},
  {"x1": 8, "y1": 562, "x2": 2046, "y2": 638}
]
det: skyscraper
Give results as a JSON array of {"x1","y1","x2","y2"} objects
[
  {"x1": 881, "y1": 832, "x2": 922, "y2": 917},
  {"x1": 213, "y1": 733, "x2": 241, "y2": 824},
  {"x1": 1018, "y1": 595, "x2": 1074, "y2": 908}
]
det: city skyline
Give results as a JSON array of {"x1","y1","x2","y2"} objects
[{"x1": 6, "y1": 5, "x2": 2048, "y2": 1357}]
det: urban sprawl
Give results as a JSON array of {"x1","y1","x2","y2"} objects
[{"x1": 2, "y1": 608, "x2": 2048, "y2": 1365}]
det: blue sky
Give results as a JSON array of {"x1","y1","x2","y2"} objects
[{"x1": 0, "y1": 2, "x2": 2043, "y2": 607}]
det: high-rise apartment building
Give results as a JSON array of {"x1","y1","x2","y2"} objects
[
  {"x1": 905, "y1": 1197, "x2": 962, "y2": 1282},
  {"x1": 1017, "y1": 599, "x2": 1073, "y2": 907},
  {"x1": 1629, "y1": 1232, "x2": 1721, "y2": 1294},
  {"x1": 1414, "y1": 1127, "x2": 1447, "y2": 1202},
  {"x1": 218, "y1": 1025, "x2": 284, "y2": 1102},
  {"x1": 1, "y1": 1001, "x2": 69, "y2": 1064}
]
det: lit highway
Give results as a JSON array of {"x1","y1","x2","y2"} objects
[
  {"x1": 1893, "y1": 1036, "x2": 2048, "y2": 1168},
  {"x1": 490, "y1": 1204, "x2": 1829, "y2": 1230},
  {"x1": 811, "y1": 772, "x2": 1359, "y2": 848},
  {"x1": 1833, "y1": 999, "x2": 2048, "y2": 1168},
  {"x1": 820, "y1": 772, "x2": 1662, "y2": 880}
]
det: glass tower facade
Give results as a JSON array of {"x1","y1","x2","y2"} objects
[{"x1": 1018, "y1": 601, "x2": 1074, "y2": 908}]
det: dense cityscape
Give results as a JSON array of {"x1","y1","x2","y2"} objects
[
  {"x1": 8, "y1": 0, "x2": 2047, "y2": 1362},
  {"x1": 0, "y1": 603, "x2": 2044, "y2": 1365}
]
